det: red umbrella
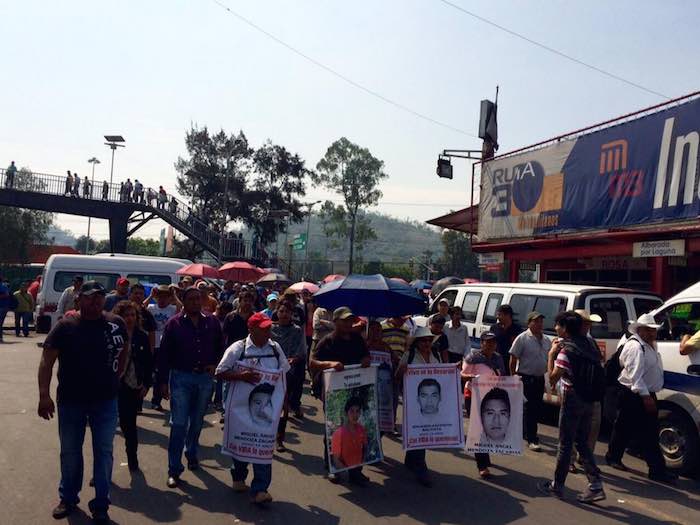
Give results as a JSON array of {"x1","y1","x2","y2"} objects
[
  {"x1": 390, "y1": 277, "x2": 408, "y2": 285},
  {"x1": 176, "y1": 263, "x2": 220, "y2": 279},
  {"x1": 219, "y1": 261, "x2": 266, "y2": 282},
  {"x1": 288, "y1": 281, "x2": 320, "y2": 294},
  {"x1": 463, "y1": 278, "x2": 480, "y2": 284},
  {"x1": 323, "y1": 274, "x2": 345, "y2": 283}
]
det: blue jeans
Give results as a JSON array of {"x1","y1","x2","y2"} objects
[
  {"x1": 231, "y1": 459, "x2": 272, "y2": 495},
  {"x1": 168, "y1": 370, "x2": 214, "y2": 476},
  {"x1": 58, "y1": 398, "x2": 118, "y2": 513},
  {"x1": 15, "y1": 311, "x2": 32, "y2": 336},
  {"x1": 0, "y1": 307, "x2": 8, "y2": 339}
]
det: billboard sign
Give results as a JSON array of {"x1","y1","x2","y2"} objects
[{"x1": 478, "y1": 97, "x2": 700, "y2": 241}]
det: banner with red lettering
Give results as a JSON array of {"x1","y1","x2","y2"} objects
[
  {"x1": 402, "y1": 364, "x2": 464, "y2": 451},
  {"x1": 222, "y1": 363, "x2": 286, "y2": 464}
]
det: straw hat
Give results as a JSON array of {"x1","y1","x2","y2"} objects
[{"x1": 628, "y1": 313, "x2": 662, "y2": 334}]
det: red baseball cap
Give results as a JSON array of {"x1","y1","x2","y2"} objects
[
  {"x1": 248, "y1": 312, "x2": 273, "y2": 330},
  {"x1": 117, "y1": 277, "x2": 129, "y2": 287}
]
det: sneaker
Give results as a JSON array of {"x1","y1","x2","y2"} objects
[
  {"x1": 91, "y1": 509, "x2": 110, "y2": 525},
  {"x1": 151, "y1": 402, "x2": 164, "y2": 411},
  {"x1": 51, "y1": 501, "x2": 76, "y2": 519},
  {"x1": 648, "y1": 471, "x2": 678, "y2": 485},
  {"x1": 537, "y1": 480, "x2": 563, "y2": 499},
  {"x1": 231, "y1": 480, "x2": 248, "y2": 493},
  {"x1": 328, "y1": 473, "x2": 341, "y2": 484},
  {"x1": 577, "y1": 487, "x2": 606, "y2": 504},
  {"x1": 568, "y1": 464, "x2": 579, "y2": 474},
  {"x1": 276, "y1": 441, "x2": 287, "y2": 453},
  {"x1": 167, "y1": 475, "x2": 179, "y2": 488},
  {"x1": 479, "y1": 468, "x2": 491, "y2": 479},
  {"x1": 528, "y1": 443, "x2": 542, "y2": 452},
  {"x1": 251, "y1": 491, "x2": 273, "y2": 505}
]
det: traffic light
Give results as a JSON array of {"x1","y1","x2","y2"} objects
[{"x1": 437, "y1": 156, "x2": 453, "y2": 179}]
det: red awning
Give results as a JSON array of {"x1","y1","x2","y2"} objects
[{"x1": 426, "y1": 205, "x2": 478, "y2": 234}]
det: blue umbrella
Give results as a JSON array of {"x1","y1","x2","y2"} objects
[
  {"x1": 313, "y1": 274, "x2": 427, "y2": 317},
  {"x1": 409, "y1": 279, "x2": 432, "y2": 290}
]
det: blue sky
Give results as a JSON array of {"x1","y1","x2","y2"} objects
[{"x1": 1, "y1": 0, "x2": 697, "y2": 240}]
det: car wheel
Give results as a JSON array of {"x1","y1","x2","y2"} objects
[{"x1": 658, "y1": 408, "x2": 699, "y2": 475}]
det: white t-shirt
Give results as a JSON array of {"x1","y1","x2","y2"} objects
[
  {"x1": 147, "y1": 303, "x2": 178, "y2": 348},
  {"x1": 216, "y1": 335, "x2": 291, "y2": 374}
]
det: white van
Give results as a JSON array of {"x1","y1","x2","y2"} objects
[
  {"x1": 423, "y1": 283, "x2": 662, "y2": 362},
  {"x1": 649, "y1": 282, "x2": 700, "y2": 473},
  {"x1": 36, "y1": 254, "x2": 190, "y2": 332}
]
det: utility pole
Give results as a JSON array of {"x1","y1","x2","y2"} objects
[
  {"x1": 86, "y1": 157, "x2": 100, "y2": 253},
  {"x1": 218, "y1": 155, "x2": 231, "y2": 263},
  {"x1": 302, "y1": 200, "x2": 321, "y2": 279}
]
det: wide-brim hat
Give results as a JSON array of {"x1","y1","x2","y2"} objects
[{"x1": 628, "y1": 313, "x2": 662, "y2": 334}]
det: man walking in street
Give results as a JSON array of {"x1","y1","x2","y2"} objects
[
  {"x1": 57, "y1": 276, "x2": 83, "y2": 317},
  {"x1": 606, "y1": 314, "x2": 677, "y2": 484},
  {"x1": 13, "y1": 281, "x2": 34, "y2": 337},
  {"x1": 311, "y1": 307, "x2": 371, "y2": 485},
  {"x1": 216, "y1": 312, "x2": 290, "y2": 505},
  {"x1": 491, "y1": 304, "x2": 521, "y2": 373},
  {"x1": 37, "y1": 281, "x2": 128, "y2": 523},
  {"x1": 147, "y1": 285, "x2": 181, "y2": 411},
  {"x1": 444, "y1": 307, "x2": 469, "y2": 363},
  {"x1": 509, "y1": 311, "x2": 550, "y2": 451},
  {"x1": 540, "y1": 311, "x2": 606, "y2": 503},
  {"x1": 158, "y1": 287, "x2": 224, "y2": 488},
  {"x1": 104, "y1": 278, "x2": 130, "y2": 312}
]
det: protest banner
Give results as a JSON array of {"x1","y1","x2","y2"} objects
[
  {"x1": 466, "y1": 375, "x2": 524, "y2": 455},
  {"x1": 402, "y1": 363, "x2": 464, "y2": 451},
  {"x1": 222, "y1": 363, "x2": 286, "y2": 464},
  {"x1": 324, "y1": 365, "x2": 383, "y2": 473},
  {"x1": 370, "y1": 351, "x2": 394, "y2": 432}
]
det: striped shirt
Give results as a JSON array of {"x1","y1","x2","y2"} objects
[
  {"x1": 554, "y1": 348, "x2": 573, "y2": 394},
  {"x1": 381, "y1": 321, "x2": 409, "y2": 361}
]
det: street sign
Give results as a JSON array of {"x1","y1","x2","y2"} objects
[
  {"x1": 633, "y1": 240, "x2": 685, "y2": 258},
  {"x1": 292, "y1": 233, "x2": 307, "y2": 251}
]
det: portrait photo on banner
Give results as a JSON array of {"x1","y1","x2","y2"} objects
[
  {"x1": 222, "y1": 363, "x2": 287, "y2": 464},
  {"x1": 323, "y1": 365, "x2": 383, "y2": 474},
  {"x1": 402, "y1": 363, "x2": 464, "y2": 451},
  {"x1": 466, "y1": 375, "x2": 523, "y2": 455},
  {"x1": 370, "y1": 351, "x2": 395, "y2": 433}
]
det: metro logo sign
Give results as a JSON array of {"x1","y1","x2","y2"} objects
[{"x1": 478, "y1": 96, "x2": 700, "y2": 241}]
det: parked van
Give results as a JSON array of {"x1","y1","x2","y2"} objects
[
  {"x1": 423, "y1": 283, "x2": 662, "y2": 362},
  {"x1": 649, "y1": 282, "x2": 700, "y2": 473},
  {"x1": 36, "y1": 254, "x2": 190, "y2": 332}
]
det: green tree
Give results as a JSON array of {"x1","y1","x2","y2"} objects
[
  {"x1": 319, "y1": 202, "x2": 377, "y2": 260},
  {"x1": 74, "y1": 235, "x2": 97, "y2": 254},
  {"x1": 0, "y1": 168, "x2": 53, "y2": 263},
  {"x1": 127, "y1": 237, "x2": 161, "y2": 256},
  {"x1": 437, "y1": 230, "x2": 478, "y2": 278},
  {"x1": 314, "y1": 138, "x2": 387, "y2": 273},
  {"x1": 175, "y1": 126, "x2": 309, "y2": 251}
]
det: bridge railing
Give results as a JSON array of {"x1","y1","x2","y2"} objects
[{"x1": 0, "y1": 167, "x2": 268, "y2": 262}]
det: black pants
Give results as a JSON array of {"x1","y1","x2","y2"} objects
[
  {"x1": 607, "y1": 388, "x2": 665, "y2": 475},
  {"x1": 475, "y1": 453, "x2": 491, "y2": 471},
  {"x1": 118, "y1": 384, "x2": 141, "y2": 465},
  {"x1": 287, "y1": 361, "x2": 305, "y2": 411},
  {"x1": 405, "y1": 449, "x2": 428, "y2": 475},
  {"x1": 520, "y1": 374, "x2": 545, "y2": 444}
]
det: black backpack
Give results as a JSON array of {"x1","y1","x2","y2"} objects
[
  {"x1": 565, "y1": 339, "x2": 606, "y2": 403},
  {"x1": 604, "y1": 335, "x2": 644, "y2": 387}
]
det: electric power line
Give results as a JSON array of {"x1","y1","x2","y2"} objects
[
  {"x1": 211, "y1": 0, "x2": 477, "y2": 137},
  {"x1": 438, "y1": 0, "x2": 670, "y2": 100}
]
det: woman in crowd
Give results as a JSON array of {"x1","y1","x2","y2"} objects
[{"x1": 113, "y1": 300, "x2": 154, "y2": 472}]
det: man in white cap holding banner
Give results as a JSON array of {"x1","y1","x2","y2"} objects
[{"x1": 606, "y1": 313, "x2": 676, "y2": 484}]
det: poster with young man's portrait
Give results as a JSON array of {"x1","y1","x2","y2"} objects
[
  {"x1": 222, "y1": 363, "x2": 286, "y2": 464},
  {"x1": 466, "y1": 375, "x2": 523, "y2": 455},
  {"x1": 323, "y1": 365, "x2": 383, "y2": 474},
  {"x1": 370, "y1": 351, "x2": 394, "y2": 432},
  {"x1": 402, "y1": 364, "x2": 464, "y2": 451}
]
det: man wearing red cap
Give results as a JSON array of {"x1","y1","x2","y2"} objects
[
  {"x1": 104, "y1": 278, "x2": 131, "y2": 312},
  {"x1": 215, "y1": 312, "x2": 290, "y2": 506}
]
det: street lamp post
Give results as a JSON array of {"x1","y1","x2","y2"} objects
[
  {"x1": 104, "y1": 135, "x2": 125, "y2": 190},
  {"x1": 302, "y1": 200, "x2": 322, "y2": 279},
  {"x1": 85, "y1": 157, "x2": 100, "y2": 253}
]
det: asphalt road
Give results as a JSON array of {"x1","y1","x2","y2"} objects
[{"x1": 0, "y1": 334, "x2": 697, "y2": 525}]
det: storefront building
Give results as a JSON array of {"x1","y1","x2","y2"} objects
[{"x1": 428, "y1": 92, "x2": 700, "y2": 299}]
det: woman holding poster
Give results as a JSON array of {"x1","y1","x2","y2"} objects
[
  {"x1": 215, "y1": 312, "x2": 289, "y2": 506},
  {"x1": 367, "y1": 321, "x2": 395, "y2": 433},
  {"x1": 462, "y1": 331, "x2": 506, "y2": 479},
  {"x1": 397, "y1": 326, "x2": 444, "y2": 488}
]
